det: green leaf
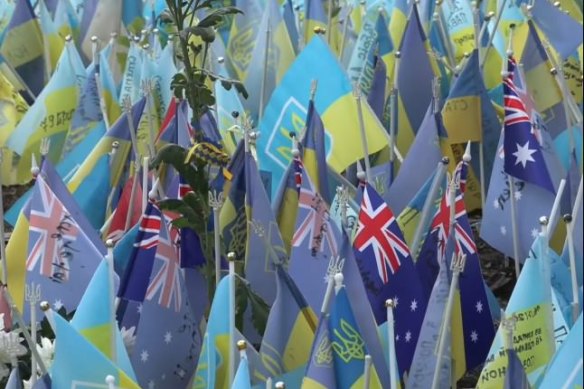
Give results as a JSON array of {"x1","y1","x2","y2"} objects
[
  {"x1": 245, "y1": 284, "x2": 270, "y2": 337},
  {"x1": 233, "y1": 81, "x2": 249, "y2": 99},
  {"x1": 182, "y1": 26, "x2": 216, "y2": 43}
]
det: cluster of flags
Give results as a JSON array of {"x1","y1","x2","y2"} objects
[{"x1": 0, "y1": 0, "x2": 582, "y2": 388}]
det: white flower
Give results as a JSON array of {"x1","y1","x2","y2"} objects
[
  {"x1": 0, "y1": 363, "x2": 8, "y2": 382},
  {"x1": 121, "y1": 326, "x2": 137, "y2": 355},
  {"x1": 36, "y1": 337, "x2": 55, "y2": 372},
  {"x1": 0, "y1": 330, "x2": 27, "y2": 381}
]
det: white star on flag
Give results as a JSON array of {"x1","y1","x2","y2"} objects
[
  {"x1": 410, "y1": 300, "x2": 418, "y2": 312},
  {"x1": 500, "y1": 226, "x2": 507, "y2": 235},
  {"x1": 393, "y1": 296, "x2": 399, "y2": 307},
  {"x1": 493, "y1": 200, "x2": 500, "y2": 209},
  {"x1": 148, "y1": 380, "x2": 155, "y2": 389},
  {"x1": 475, "y1": 301, "x2": 483, "y2": 313},
  {"x1": 513, "y1": 141, "x2": 537, "y2": 168},
  {"x1": 164, "y1": 331, "x2": 172, "y2": 344},
  {"x1": 470, "y1": 330, "x2": 479, "y2": 343},
  {"x1": 53, "y1": 300, "x2": 63, "y2": 310},
  {"x1": 140, "y1": 350, "x2": 149, "y2": 362},
  {"x1": 405, "y1": 331, "x2": 412, "y2": 343},
  {"x1": 514, "y1": 191, "x2": 522, "y2": 201},
  {"x1": 531, "y1": 228, "x2": 539, "y2": 238}
]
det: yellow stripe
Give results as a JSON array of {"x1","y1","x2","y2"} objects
[
  {"x1": 0, "y1": 20, "x2": 44, "y2": 67},
  {"x1": 3, "y1": 213, "x2": 30, "y2": 311}
]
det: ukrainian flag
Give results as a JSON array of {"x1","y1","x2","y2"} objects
[
  {"x1": 0, "y1": 70, "x2": 28, "y2": 185},
  {"x1": 51, "y1": 313, "x2": 141, "y2": 389},
  {"x1": 226, "y1": 0, "x2": 263, "y2": 81},
  {"x1": 477, "y1": 237, "x2": 556, "y2": 388},
  {"x1": 5, "y1": 40, "x2": 85, "y2": 183},
  {"x1": 389, "y1": 0, "x2": 410, "y2": 49},
  {"x1": 260, "y1": 266, "x2": 317, "y2": 384},
  {"x1": 38, "y1": 0, "x2": 67, "y2": 72},
  {"x1": 192, "y1": 275, "x2": 233, "y2": 389},
  {"x1": 257, "y1": 36, "x2": 390, "y2": 200},
  {"x1": 0, "y1": 0, "x2": 46, "y2": 97},
  {"x1": 71, "y1": 260, "x2": 137, "y2": 381},
  {"x1": 440, "y1": 0, "x2": 476, "y2": 63}
]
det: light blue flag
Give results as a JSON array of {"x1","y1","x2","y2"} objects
[
  {"x1": 530, "y1": 0, "x2": 583, "y2": 59},
  {"x1": 477, "y1": 236, "x2": 560, "y2": 388},
  {"x1": 0, "y1": 2, "x2": 15, "y2": 41},
  {"x1": 407, "y1": 255, "x2": 451, "y2": 389},
  {"x1": 5, "y1": 121, "x2": 107, "y2": 227},
  {"x1": 256, "y1": 36, "x2": 389, "y2": 200},
  {"x1": 5, "y1": 367, "x2": 22, "y2": 389},
  {"x1": 245, "y1": 152, "x2": 287, "y2": 305},
  {"x1": 538, "y1": 313, "x2": 583, "y2": 389},
  {"x1": 301, "y1": 315, "x2": 337, "y2": 388},
  {"x1": 233, "y1": 357, "x2": 252, "y2": 389},
  {"x1": 5, "y1": 40, "x2": 86, "y2": 167},
  {"x1": 63, "y1": 62, "x2": 104, "y2": 157},
  {"x1": 119, "y1": 41, "x2": 143, "y2": 105},
  {"x1": 561, "y1": 182, "x2": 583, "y2": 289},
  {"x1": 347, "y1": 8, "x2": 380, "y2": 92},
  {"x1": 386, "y1": 100, "x2": 443, "y2": 214},
  {"x1": 51, "y1": 313, "x2": 141, "y2": 388}
]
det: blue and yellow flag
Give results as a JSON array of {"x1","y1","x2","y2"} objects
[
  {"x1": 5, "y1": 40, "x2": 85, "y2": 183},
  {"x1": 226, "y1": 0, "x2": 263, "y2": 81},
  {"x1": 329, "y1": 286, "x2": 382, "y2": 388},
  {"x1": 477, "y1": 236, "x2": 556, "y2": 388},
  {"x1": 301, "y1": 315, "x2": 337, "y2": 388},
  {"x1": 79, "y1": 0, "x2": 122, "y2": 61},
  {"x1": 0, "y1": 0, "x2": 46, "y2": 97},
  {"x1": 51, "y1": 312, "x2": 141, "y2": 389},
  {"x1": 257, "y1": 36, "x2": 389, "y2": 200},
  {"x1": 260, "y1": 266, "x2": 317, "y2": 386},
  {"x1": 192, "y1": 274, "x2": 233, "y2": 389},
  {"x1": 440, "y1": 0, "x2": 476, "y2": 63}
]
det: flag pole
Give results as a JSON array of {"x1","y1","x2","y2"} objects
[
  {"x1": 93, "y1": 39, "x2": 111, "y2": 131},
  {"x1": 321, "y1": 257, "x2": 343, "y2": 315},
  {"x1": 123, "y1": 97, "x2": 142, "y2": 233},
  {"x1": 433, "y1": 5, "x2": 457, "y2": 69},
  {"x1": 142, "y1": 79, "x2": 158, "y2": 159},
  {"x1": 102, "y1": 141, "x2": 122, "y2": 236},
  {"x1": 431, "y1": 252, "x2": 466, "y2": 389},
  {"x1": 563, "y1": 213, "x2": 580, "y2": 324},
  {"x1": 410, "y1": 157, "x2": 450, "y2": 258},
  {"x1": 508, "y1": 176, "x2": 522, "y2": 278},
  {"x1": 259, "y1": 14, "x2": 271, "y2": 122},
  {"x1": 546, "y1": 178, "x2": 567, "y2": 236},
  {"x1": 354, "y1": 84, "x2": 372, "y2": 183},
  {"x1": 209, "y1": 188, "x2": 224, "y2": 288},
  {"x1": 385, "y1": 299, "x2": 398, "y2": 389},
  {"x1": 25, "y1": 281, "x2": 41, "y2": 387},
  {"x1": 338, "y1": 4, "x2": 352, "y2": 61},
  {"x1": 105, "y1": 240, "x2": 117, "y2": 365},
  {"x1": 266, "y1": 377, "x2": 273, "y2": 389},
  {"x1": 363, "y1": 354, "x2": 373, "y2": 389},
  {"x1": 227, "y1": 251, "x2": 237, "y2": 387},
  {"x1": 0, "y1": 150, "x2": 8, "y2": 286},
  {"x1": 105, "y1": 375, "x2": 116, "y2": 389},
  {"x1": 142, "y1": 156, "x2": 150, "y2": 214},
  {"x1": 479, "y1": 0, "x2": 509, "y2": 68},
  {"x1": 388, "y1": 51, "x2": 401, "y2": 186}
]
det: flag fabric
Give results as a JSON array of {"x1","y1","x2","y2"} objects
[
  {"x1": 130, "y1": 215, "x2": 202, "y2": 389},
  {"x1": 118, "y1": 201, "x2": 163, "y2": 304},
  {"x1": 106, "y1": 177, "x2": 143, "y2": 243},
  {"x1": 245, "y1": 152, "x2": 287, "y2": 305},
  {"x1": 0, "y1": 0, "x2": 46, "y2": 97},
  {"x1": 257, "y1": 36, "x2": 389, "y2": 200},
  {"x1": 70, "y1": 260, "x2": 137, "y2": 381},
  {"x1": 386, "y1": 101, "x2": 445, "y2": 215},
  {"x1": 367, "y1": 55, "x2": 388, "y2": 123},
  {"x1": 303, "y1": 0, "x2": 327, "y2": 45},
  {"x1": 538, "y1": 313, "x2": 583, "y2": 389},
  {"x1": 441, "y1": 50, "x2": 499, "y2": 144},
  {"x1": 5, "y1": 40, "x2": 84, "y2": 183},
  {"x1": 301, "y1": 315, "x2": 337, "y2": 389},
  {"x1": 480, "y1": 124, "x2": 559, "y2": 262},
  {"x1": 0, "y1": 285, "x2": 12, "y2": 330},
  {"x1": 440, "y1": 0, "x2": 476, "y2": 63},
  {"x1": 530, "y1": 0, "x2": 583, "y2": 59},
  {"x1": 233, "y1": 355, "x2": 252, "y2": 389},
  {"x1": 406, "y1": 252, "x2": 452, "y2": 389},
  {"x1": 449, "y1": 161, "x2": 496, "y2": 378},
  {"x1": 301, "y1": 99, "x2": 330, "y2": 203},
  {"x1": 79, "y1": 0, "x2": 122, "y2": 61},
  {"x1": 38, "y1": 0, "x2": 66, "y2": 72},
  {"x1": 518, "y1": 21, "x2": 566, "y2": 139},
  {"x1": 25, "y1": 158, "x2": 106, "y2": 321},
  {"x1": 260, "y1": 265, "x2": 317, "y2": 385},
  {"x1": 225, "y1": 0, "x2": 263, "y2": 81},
  {"x1": 395, "y1": 6, "x2": 435, "y2": 157},
  {"x1": 353, "y1": 183, "x2": 427, "y2": 376},
  {"x1": 503, "y1": 56, "x2": 554, "y2": 192},
  {"x1": 242, "y1": 0, "x2": 296, "y2": 122},
  {"x1": 503, "y1": 348, "x2": 531, "y2": 389},
  {"x1": 328, "y1": 285, "x2": 382, "y2": 388},
  {"x1": 118, "y1": 41, "x2": 143, "y2": 105},
  {"x1": 289, "y1": 164, "x2": 341, "y2": 312},
  {"x1": 191, "y1": 274, "x2": 232, "y2": 389},
  {"x1": 477, "y1": 236, "x2": 556, "y2": 388},
  {"x1": 51, "y1": 312, "x2": 141, "y2": 389},
  {"x1": 5, "y1": 367, "x2": 22, "y2": 389}
]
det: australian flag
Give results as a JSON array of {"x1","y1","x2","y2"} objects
[
  {"x1": 503, "y1": 56, "x2": 554, "y2": 193},
  {"x1": 353, "y1": 183, "x2": 427, "y2": 376}
]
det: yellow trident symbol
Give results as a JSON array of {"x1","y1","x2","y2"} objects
[
  {"x1": 331, "y1": 319, "x2": 366, "y2": 363},
  {"x1": 315, "y1": 331, "x2": 333, "y2": 366}
]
